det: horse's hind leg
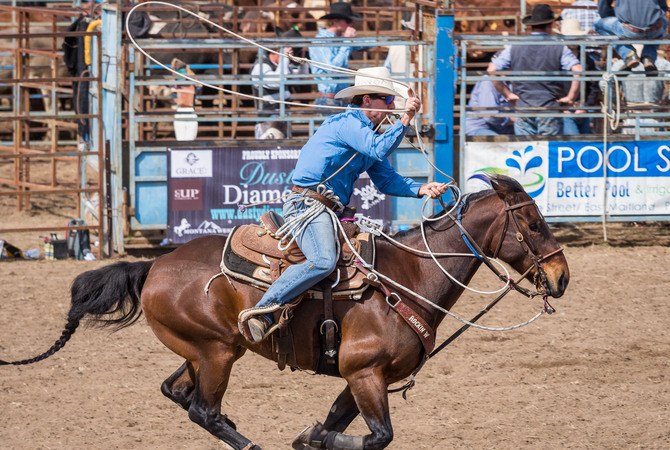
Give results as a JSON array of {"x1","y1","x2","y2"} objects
[
  {"x1": 161, "y1": 361, "x2": 196, "y2": 412},
  {"x1": 188, "y1": 346, "x2": 259, "y2": 449}
]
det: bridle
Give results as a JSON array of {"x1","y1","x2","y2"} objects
[
  {"x1": 451, "y1": 194, "x2": 563, "y2": 296},
  {"x1": 493, "y1": 197, "x2": 564, "y2": 291},
  {"x1": 389, "y1": 193, "x2": 565, "y2": 397}
]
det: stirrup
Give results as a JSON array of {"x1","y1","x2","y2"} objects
[{"x1": 238, "y1": 304, "x2": 282, "y2": 323}]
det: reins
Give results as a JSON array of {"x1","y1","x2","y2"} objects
[{"x1": 388, "y1": 194, "x2": 561, "y2": 398}]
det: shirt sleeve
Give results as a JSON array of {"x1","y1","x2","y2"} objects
[
  {"x1": 366, "y1": 158, "x2": 422, "y2": 198},
  {"x1": 336, "y1": 114, "x2": 408, "y2": 162},
  {"x1": 561, "y1": 46, "x2": 581, "y2": 70},
  {"x1": 491, "y1": 46, "x2": 512, "y2": 70}
]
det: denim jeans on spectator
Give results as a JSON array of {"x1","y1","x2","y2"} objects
[
  {"x1": 563, "y1": 116, "x2": 593, "y2": 135},
  {"x1": 254, "y1": 194, "x2": 338, "y2": 322},
  {"x1": 466, "y1": 127, "x2": 500, "y2": 136},
  {"x1": 595, "y1": 16, "x2": 668, "y2": 61},
  {"x1": 514, "y1": 117, "x2": 561, "y2": 136}
]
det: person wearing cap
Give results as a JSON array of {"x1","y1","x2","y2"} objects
[
  {"x1": 595, "y1": 0, "x2": 668, "y2": 72},
  {"x1": 243, "y1": 66, "x2": 448, "y2": 343},
  {"x1": 487, "y1": 4, "x2": 582, "y2": 136},
  {"x1": 556, "y1": 18, "x2": 600, "y2": 134},
  {"x1": 250, "y1": 27, "x2": 304, "y2": 139},
  {"x1": 309, "y1": 2, "x2": 363, "y2": 110}
]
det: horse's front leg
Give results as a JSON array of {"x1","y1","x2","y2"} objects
[
  {"x1": 292, "y1": 385, "x2": 361, "y2": 449},
  {"x1": 293, "y1": 368, "x2": 392, "y2": 450}
]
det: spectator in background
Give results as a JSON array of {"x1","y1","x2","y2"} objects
[
  {"x1": 560, "y1": 0, "x2": 601, "y2": 63},
  {"x1": 556, "y1": 19, "x2": 600, "y2": 134},
  {"x1": 384, "y1": 13, "x2": 419, "y2": 110},
  {"x1": 595, "y1": 0, "x2": 668, "y2": 72},
  {"x1": 599, "y1": 46, "x2": 670, "y2": 134},
  {"x1": 250, "y1": 27, "x2": 303, "y2": 139},
  {"x1": 309, "y1": 2, "x2": 362, "y2": 110},
  {"x1": 464, "y1": 78, "x2": 514, "y2": 136},
  {"x1": 487, "y1": 4, "x2": 582, "y2": 136}
]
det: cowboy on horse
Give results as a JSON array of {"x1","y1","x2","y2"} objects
[{"x1": 240, "y1": 66, "x2": 449, "y2": 343}]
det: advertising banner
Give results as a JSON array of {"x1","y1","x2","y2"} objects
[
  {"x1": 168, "y1": 147, "x2": 392, "y2": 243},
  {"x1": 464, "y1": 140, "x2": 670, "y2": 218}
]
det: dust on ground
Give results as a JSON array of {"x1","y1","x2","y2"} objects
[{"x1": 2, "y1": 176, "x2": 670, "y2": 448}]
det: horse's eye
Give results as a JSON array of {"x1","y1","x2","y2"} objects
[{"x1": 528, "y1": 222, "x2": 540, "y2": 232}]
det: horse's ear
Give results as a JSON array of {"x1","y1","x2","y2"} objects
[{"x1": 489, "y1": 176, "x2": 508, "y2": 200}]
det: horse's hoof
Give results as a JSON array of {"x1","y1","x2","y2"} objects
[{"x1": 292, "y1": 422, "x2": 326, "y2": 449}]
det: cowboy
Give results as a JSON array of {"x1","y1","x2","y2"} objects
[
  {"x1": 487, "y1": 4, "x2": 582, "y2": 136},
  {"x1": 595, "y1": 0, "x2": 668, "y2": 72},
  {"x1": 243, "y1": 66, "x2": 448, "y2": 342},
  {"x1": 309, "y1": 2, "x2": 363, "y2": 110}
]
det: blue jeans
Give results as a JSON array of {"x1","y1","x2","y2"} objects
[
  {"x1": 514, "y1": 117, "x2": 561, "y2": 136},
  {"x1": 254, "y1": 194, "x2": 338, "y2": 319},
  {"x1": 466, "y1": 127, "x2": 500, "y2": 136},
  {"x1": 563, "y1": 116, "x2": 593, "y2": 135},
  {"x1": 595, "y1": 16, "x2": 668, "y2": 61}
]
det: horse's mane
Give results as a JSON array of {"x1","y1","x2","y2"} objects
[{"x1": 390, "y1": 174, "x2": 523, "y2": 239}]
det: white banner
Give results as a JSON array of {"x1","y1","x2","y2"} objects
[{"x1": 170, "y1": 150, "x2": 213, "y2": 178}]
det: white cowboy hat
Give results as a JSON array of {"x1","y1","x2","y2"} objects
[
  {"x1": 555, "y1": 18, "x2": 587, "y2": 36},
  {"x1": 334, "y1": 67, "x2": 405, "y2": 103}
]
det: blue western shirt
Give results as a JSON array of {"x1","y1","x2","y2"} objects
[{"x1": 292, "y1": 108, "x2": 422, "y2": 205}]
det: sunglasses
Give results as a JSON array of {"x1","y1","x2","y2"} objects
[{"x1": 369, "y1": 94, "x2": 395, "y2": 105}]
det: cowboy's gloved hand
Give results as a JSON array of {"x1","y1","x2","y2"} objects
[{"x1": 419, "y1": 182, "x2": 449, "y2": 199}]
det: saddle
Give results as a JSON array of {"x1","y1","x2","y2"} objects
[
  {"x1": 221, "y1": 211, "x2": 376, "y2": 300},
  {"x1": 221, "y1": 210, "x2": 378, "y2": 376}
]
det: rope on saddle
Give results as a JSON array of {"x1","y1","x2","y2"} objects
[{"x1": 274, "y1": 185, "x2": 343, "y2": 253}]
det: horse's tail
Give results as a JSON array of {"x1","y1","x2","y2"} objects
[{"x1": 0, "y1": 260, "x2": 154, "y2": 366}]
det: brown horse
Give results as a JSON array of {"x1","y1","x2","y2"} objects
[{"x1": 1, "y1": 175, "x2": 569, "y2": 450}]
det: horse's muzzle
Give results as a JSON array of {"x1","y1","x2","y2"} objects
[{"x1": 542, "y1": 264, "x2": 569, "y2": 298}]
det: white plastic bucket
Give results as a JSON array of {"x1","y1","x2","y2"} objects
[{"x1": 174, "y1": 107, "x2": 198, "y2": 141}]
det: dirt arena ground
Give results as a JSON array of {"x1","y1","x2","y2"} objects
[{"x1": 2, "y1": 174, "x2": 670, "y2": 449}]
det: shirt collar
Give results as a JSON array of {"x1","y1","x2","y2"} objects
[{"x1": 348, "y1": 106, "x2": 374, "y2": 129}]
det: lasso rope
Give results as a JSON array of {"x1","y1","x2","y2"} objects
[
  {"x1": 329, "y1": 208, "x2": 547, "y2": 332},
  {"x1": 128, "y1": 2, "x2": 548, "y2": 330},
  {"x1": 125, "y1": 1, "x2": 409, "y2": 114}
]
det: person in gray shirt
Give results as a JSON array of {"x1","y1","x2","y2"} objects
[{"x1": 595, "y1": 0, "x2": 668, "y2": 72}]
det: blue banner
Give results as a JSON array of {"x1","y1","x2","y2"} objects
[{"x1": 549, "y1": 141, "x2": 670, "y2": 178}]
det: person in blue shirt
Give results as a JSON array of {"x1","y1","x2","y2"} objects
[
  {"x1": 242, "y1": 66, "x2": 448, "y2": 343},
  {"x1": 309, "y1": 2, "x2": 362, "y2": 110},
  {"x1": 464, "y1": 78, "x2": 514, "y2": 136}
]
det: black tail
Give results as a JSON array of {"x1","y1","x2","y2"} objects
[{"x1": 0, "y1": 260, "x2": 154, "y2": 366}]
